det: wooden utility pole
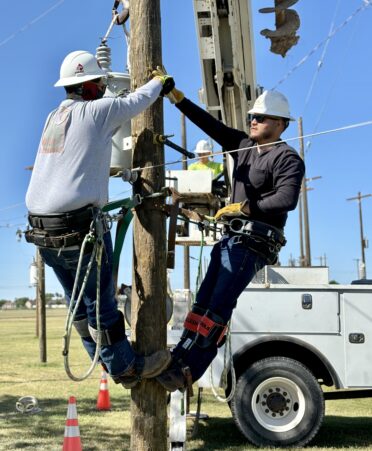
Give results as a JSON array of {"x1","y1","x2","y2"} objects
[
  {"x1": 130, "y1": 2, "x2": 168, "y2": 450},
  {"x1": 36, "y1": 249, "x2": 47, "y2": 362},
  {"x1": 181, "y1": 113, "x2": 190, "y2": 289}
]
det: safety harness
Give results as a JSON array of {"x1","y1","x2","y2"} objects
[
  {"x1": 26, "y1": 205, "x2": 124, "y2": 381},
  {"x1": 25, "y1": 205, "x2": 99, "y2": 248}
]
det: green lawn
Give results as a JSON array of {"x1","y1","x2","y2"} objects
[{"x1": 1, "y1": 309, "x2": 372, "y2": 450}]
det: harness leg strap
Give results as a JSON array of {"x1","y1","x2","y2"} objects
[
  {"x1": 182, "y1": 305, "x2": 206, "y2": 335},
  {"x1": 195, "y1": 310, "x2": 227, "y2": 349},
  {"x1": 73, "y1": 318, "x2": 91, "y2": 338},
  {"x1": 88, "y1": 310, "x2": 127, "y2": 346},
  {"x1": 180, "y1": 305, "x2": 207, "y2": 353}
]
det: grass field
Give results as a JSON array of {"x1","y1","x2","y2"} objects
[{"x1": 1, "y1": 309, "x2": 372, "y2": 451}]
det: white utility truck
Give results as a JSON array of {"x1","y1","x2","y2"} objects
[{"x1": 192, "y1": 266, "x2": 372, "y2": 447}]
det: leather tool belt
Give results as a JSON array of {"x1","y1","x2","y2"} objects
[
  {"x1": 25, "y1": 205, "x2": 97, "y2": 248},
  {"x1": 224, "y1": 218, "x2": 286, "y2": 264}
]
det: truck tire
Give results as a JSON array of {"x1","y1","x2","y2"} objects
[{"x1": 231, "y1": 356, "x2": 324, "y2": 448}]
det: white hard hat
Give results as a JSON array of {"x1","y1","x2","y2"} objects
[
  {"x1": 194, "y1": 139, "x2": 213, "y2": 154},
  {"x1": 248, "y1": 90, "x2": 295, "y2": 121},
  {"x1": 54, "y1": 51, "x2": 107, "y2": 87}
]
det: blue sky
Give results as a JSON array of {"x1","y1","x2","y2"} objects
[{"x1": 1, "y1": 0, "x2": 372, "y2": 300}]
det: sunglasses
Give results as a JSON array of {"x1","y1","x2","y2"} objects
[{"x1": 248, "y1": 114, "x2": 281, "y2": 123}]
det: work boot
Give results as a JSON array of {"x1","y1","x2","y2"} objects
[
  {"x1": 156, "y1": 358, "x2": 192, "y2": 393},
  {"x1": 142, "y1": 349, "x2": 172, "y2": 378},
  {"x1": 115, "y1": 349, "x2": 172, "y2": 389}
]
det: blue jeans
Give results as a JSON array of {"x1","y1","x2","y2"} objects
[
  {"x1": 174, "y1": 234, "x2": 267, "y2": 381},
  {"x1": 39, "y1": 232, "x2": 136, "y2": 377}
]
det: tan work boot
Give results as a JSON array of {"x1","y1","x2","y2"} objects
[
  {"x1": 115, "y1": 349, "x2": 171, "y2": 389},
  {"x1": 142, "y1": 349, "x2": 171, "y2": 378}
]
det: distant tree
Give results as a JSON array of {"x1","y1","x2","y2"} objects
[
  {"x1": 329, "y1": 280, "x2": 339, "y2": 284},
  {"x1": 55, "y1": 298, "x2": 65, "y2": 305},
  {"x1": 14, "y1": 297, "x2": 30, "y2": 308},
  {"x1": 45, "y1": 293, "x2": 54, "y2": 302},
  {"x1": 0, "y1": 300, "x2": 8, "y2": 308}
]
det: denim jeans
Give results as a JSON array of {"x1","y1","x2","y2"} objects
[
  {"x1": 173, "y1": 234, "x2": 267, "y2": 382},
  {"x1": 39, "y1": 232, "x2": 136, "y2": 377}
]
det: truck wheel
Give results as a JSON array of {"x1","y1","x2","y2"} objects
[{"x1": 231, "y1": 356, "x2": 324, "y2": 448}]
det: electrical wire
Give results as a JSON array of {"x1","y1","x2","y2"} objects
[
  {"x1": 272, "y1": 0, "x2": 372, "y2": 90},
  {"x1": 0, "y1": 202, "x2": 25, "y2": 213},
  {"x1": 301, "y1": 0, "x2": 342, "y2": 117},
  {"x1": 305, "y1": 10, "x2": 360, "y2": 154},
  {"x1": 0, "y1": 0, "x2": 66, "y2": 49},
  {"x1": 138, "y1": 119, "x2": 372, "y2": 172}
]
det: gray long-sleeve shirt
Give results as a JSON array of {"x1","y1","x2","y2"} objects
[
  {"x1": 176, "y1": 98, "x2": 305, "y2": 229},
  {"x1": 26, "y1": 79, "x2": 162, "y2": 214}
]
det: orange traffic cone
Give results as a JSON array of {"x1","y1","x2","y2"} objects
[
  {"x1": 62, "y1": 396, "x2": 82, "y2": 451},
  {"x1": 96, "y1": 370, "x2": 111, "y2": 411}
]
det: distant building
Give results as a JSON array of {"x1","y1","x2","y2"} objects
[
  {"x1": 25, "y1": 300, "x2": 36, "y2": 309},
  {"x1": 2, "y1": 301, "x2": 16, "y2": 310}
]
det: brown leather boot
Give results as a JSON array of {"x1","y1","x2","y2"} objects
[
  {"x1": 114, "y1": 349, "x2": 171, "y2": 389},
  {"x1": 142, "y1": 349, "x2": 172, "y2": 378},
  {"x1": 156, "y1": 359, "x2": 193, "y2": 394}
]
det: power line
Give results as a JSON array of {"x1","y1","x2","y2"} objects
[
  {"x1": 0, "y1": 202, "x2": 25, "y2": 213},
  {"x1": 306, "y1": 10, "x2": 360, "y2": 146},
  {"x1": 273, "y1": 0, "x2": 372, "y2": 90},
  {"x1": 0, "y1": 0, "x2": 66, "y2": 49},
  {"x1": 301, "y1": 0, "x2": 342, "y2": 116}
]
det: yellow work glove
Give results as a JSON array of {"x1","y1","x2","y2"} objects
[
  {"x1": 151, "y1": 66, "x2": 175, "y2": 96},
  {"x1": 167, "y1": 87, "x2": 185, "y2": 104},
  {"x1": 151, "y1": 66, "x2": 184, "y2": 104},
  {"x1": 214, "y1": 201, "x2": 250, "y2": 221}
]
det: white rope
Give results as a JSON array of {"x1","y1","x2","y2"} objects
[
  {"x1": 209, "y1": 324, "x2": 236, "y2": 403},
  {"x1": 273, "y1": 0, "x2": 372, "y2": 90},
  {"x1": 142, "y1": 119, "x2": 372, "y2": 172},
  {"x1": 63, "y1": 217, "x2": 105, "y2": 382}
]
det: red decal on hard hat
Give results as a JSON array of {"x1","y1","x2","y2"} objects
[{"x1": 75, "y1": 63, "x2": 84, "y2": 74}]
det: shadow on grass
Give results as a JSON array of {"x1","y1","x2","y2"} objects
[
  {"x1": 0, "y1": 394, "x2": 131, "y2": 451},
  {"x1": 189, "y1": 415, "x2": 372, "y2": 450},
  {"x1": 313, "y1": 415, "x2": 372, "y2": 448}
]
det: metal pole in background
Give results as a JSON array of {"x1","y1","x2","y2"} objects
[{"x1": 181, "y1": 113, "x2": 190, "y2": 290}]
